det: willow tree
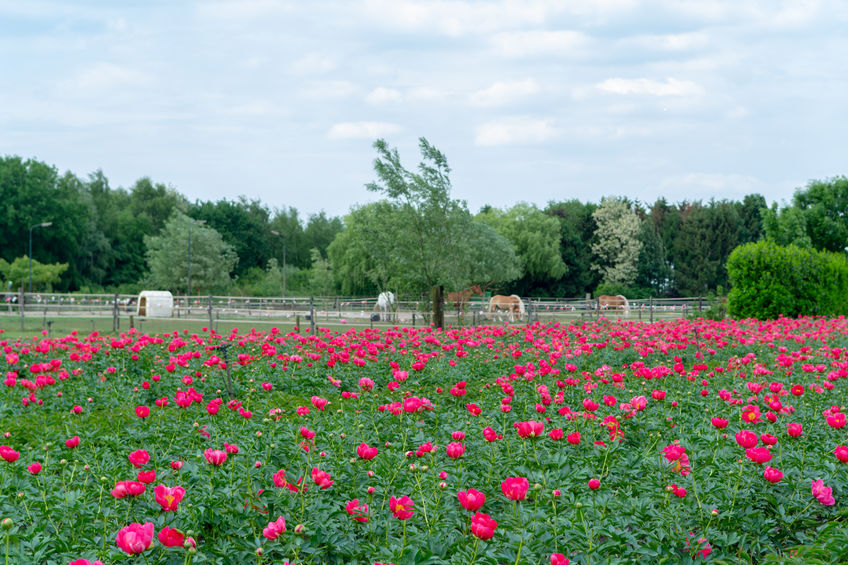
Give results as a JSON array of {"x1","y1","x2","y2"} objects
[{"x1": 328, "y1": 138, "x2": 519, "y2": 296}]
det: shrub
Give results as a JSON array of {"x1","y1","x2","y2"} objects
[{"x1": 727, "y1": 241, "x2": 848, "y2": 318}]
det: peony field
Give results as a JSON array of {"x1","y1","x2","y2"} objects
[{"x1": 1, "y1": 316, "x2": 847, "y2": 564}]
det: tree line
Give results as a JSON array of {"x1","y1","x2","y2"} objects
[{"x1": 1, "y1": 147, "x2": 844, "y2": 300}]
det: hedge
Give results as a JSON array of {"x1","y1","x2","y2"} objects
[{"x1": 726, "y1": 241, "x2": 848, "y2": 319}]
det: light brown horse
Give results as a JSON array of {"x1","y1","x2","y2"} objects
[
  {"x1": 598, "y1": 295, "x2": 630, "y2": 316},
  {"x1": 488, "y1": 294, "x2": 525, "y2": 321},
  {"x1": 447, "y1": 284, "x2": 484, "y2": 314}
]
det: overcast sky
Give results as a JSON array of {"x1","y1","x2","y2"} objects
[{"x1": 2, "y1": 0, "x2": 846, "y2": 218}]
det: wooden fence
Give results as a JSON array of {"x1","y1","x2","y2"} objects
[{"x1": 2, "y1": 290, "x2": 720, "y2": 332}]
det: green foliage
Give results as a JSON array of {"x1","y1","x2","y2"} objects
[
  {"x1": 673, "y1": 200, "x2": 740, "y2": 296},
  {"x1": 329, "y1": 138, "x2": 520, "y2": 295},
  {"x1": 544, "y1": 200, "x2": 601, "y2": 297},
  {"x1": 477, "y1": 202, "x2": 566, "y2": 282},
  {"x1": 308, "y1": 248, "x2": 335, "y2": 296},
  {"x1": 0, "y1": 256, "x2": 68, "y2": 291},
  {"x1": 762, "y1": 203, "x2": 812, "y2": 248},
  {"x1": 634, "y1": 216, "x2": 671, "y2": 296},
  {"x1": 591, "y1": 197, "x2": 642, "y2": 286},
  {"x1": 727, "y1": 241, "x2": 848, "y2": 318},
  {"x1": 793, "y1": 176, "x2": 848, "y2": 252},
  {"x1": 143, "y1": 211, "x2": 238, "y2": 294},
  {"x1": 763, "y1": 177, "x2": 848, "y2": 253},
  {"x1": 0, "y1": 157, "x2": 90, "y2": 290},
  {"x1": 593, "y1": 282, "x2": 652, "y2": 300},
  {"x1": 190, "y1": 197, "x2": 272, "y2": 278},
  {"x1": 736, "y1": 193, "x2": 767, "y2": 244}
]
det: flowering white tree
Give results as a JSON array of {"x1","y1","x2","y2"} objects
[{"x1": 591, "y1": 197, "x2": 642, "y2": 286}]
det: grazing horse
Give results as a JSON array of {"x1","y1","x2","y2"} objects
[
  {"x1": 375, "y1": 291, "x2": 396, "y2": 321},
  {"x1": 447, "y1": 284, "x2": 484, "y2": 314},
  {"x1": 598, "y1": 295, "x2": 630, "y2": 316},
  {"x1": 488, "y1": 294, "x2": 525, "y2": 322}
]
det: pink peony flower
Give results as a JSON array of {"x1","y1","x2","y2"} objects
[{"x1": 115, "y1": 522, "x2": 154, "y2": 555}]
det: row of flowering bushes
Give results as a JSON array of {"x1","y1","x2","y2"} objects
[{"x1": 0, "y1": 316, "x2": 847, "y2": 564}]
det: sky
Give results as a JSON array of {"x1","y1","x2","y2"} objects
[{"x1": 2, "y1": 0, "x2": 847, "y2": 219}]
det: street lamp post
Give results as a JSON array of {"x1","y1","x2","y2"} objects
[
  {"x1": 187, "y1": 219, "x2": 206, "y2": 301},
  {"x1": 270, "y1": 230, "x2": 287, "y2": 297},
  {"x1": 28, "y1": 222, "x2": 52, "y2": 294}
]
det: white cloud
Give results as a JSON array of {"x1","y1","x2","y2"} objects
[
  {"x1": 71, "y1": 62, "x2": 151, "y2": 91},
  {"x1": 407, "y1": 86, "x2": 450, "y2": 102},
  {"x1": 327, "y1": 121, "x2": 402, "y2": 140},
  {"x1": 221, "y1": 100, "x2": 286, "y2": 118},
  {"x1": 596, "y1": 77, "x2": 703, "y2": 97},
  {"x1": 623, "y1": 31, "x2": 711, "y2": 52},
  {"x1": 361, "y1": 0, "x2": 554, "y2": 37},
  {"x1": 299, "y1": 80, "x2": 359, "y2": 100},
  {"x1": 291, "y1": 52, "x2": 337, "y2": 74},
  {"x1": 366, "y1": 87, "x2": 403, "y2": 105},
  {"x1": 469, "y1": 79, "x2": 540, "y2": 107},
  {"x1": 490, "y1": 30, "x2": 590, "y2": 57},
  {"x1": 195, "y1": 0, "x2": 294, "y2": 21},
  {"x1": 475, "y1": 116, "x2": 558, "y2": 146}
]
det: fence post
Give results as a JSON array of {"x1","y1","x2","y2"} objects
[
  {"x1": 412, "y1": 312, "x2": 416, "y2": 327},
  {"x1": 698, "y1": 296, "x2": 703, "y2": 313},
  {"x1": 113, "y1": 292, "x2": 119, "y2": 332},
  {"x1": 208, "y1": 294, "x2": 213, "y2": 329},
  {"x1": 19, "y1": 286, "x2": 24, "y2": 331},
  {"x1": 649, "y1": 296, "x2": 654, "y2": 323},
  {"x1": 432, "y1": 286, "x2": 444, "y2": 329},
  {"x1": 130, "y1": 315, "x2": 134, "y2": 329},
  {"x1": 309, "y1": 296, "x2": 315, "y2": 334}
]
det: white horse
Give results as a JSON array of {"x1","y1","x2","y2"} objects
[{"x1": 375, "y1": 291, "x2": 396, "y2": 321}]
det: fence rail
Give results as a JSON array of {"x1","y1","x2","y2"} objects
[{"x1": 2, "y1": 291, "x2": 721, "y2": 332}]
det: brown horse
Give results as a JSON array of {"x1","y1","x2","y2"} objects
[
  {"x1": 447, "y1": 285, "x2": 484, "y2": 314},
  {"x1": 598, "y1": 295, "x2": 630, "y2": 316},
  {"x1": 488, "y1": 294, "x2": 525, "y2": 321}
]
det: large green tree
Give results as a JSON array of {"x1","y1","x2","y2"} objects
[
  {"x1": 0, "y1": 157, "x2": 90, "y2": 290},
  {"x1": 190, "y1": 197, "x2": 271, "y2": 277},
  {"x1": 634, "y1": 217, "x2": 671, "y2": 296},
  {"x1": 545, "y1": 200, "x2": 600, "y2": 297},
  {"x1": 328, "y1": 138, "x2": 519, "y2": 296},
  {"x1": 477, "y1": 203, "x2": 566, "y2": 296},
  {"x1": 672, "y1": 200, "x2": 740, "y2": 296},
  {"x1": 793, "y1": 177, "x2": 848, "y2": 252},
  {"x1": 591, "y1": 197, "x2": 642, "y2": 287},
  {"x1": 0, "y1": 256, "x2": 68, "y2": 292},
  {"x1": 143, "y1": 211, "x2": 238, "y2": 295}
]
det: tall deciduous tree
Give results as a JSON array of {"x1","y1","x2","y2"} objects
[
  {"x1": 545, "y1": 200, "x2": 600, "y2": 297},
  {"x1": 190, "y1": 197, "x2": 271, "y2": 277},
  {"x1": 476, "y1": 203, "x2": 566, "y2": 295},
  {"x1": 672, "y1": 200, "x2": 740, "y2": 296},
  {"x1": 0, "y1": 157, "x2": 90, "y2": 290},
  {"x1": 634, "y1": 218, "x2": 671, "y2": 295},
  {"x1": 328, "y1": 138, "x2": 519, "y2": 295},
  {"x1": 591, "y1": 197, "x2": 642, "y2": 287},
  {"x1": 792, "y1": 176, "x2": 848, "y2": 252},
  {"x1": 0, "y1": 257, "x2": 68, "y2": 291},
  {"x1": 143, "y1": 211, "x2": 238, "y2": 294}
]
